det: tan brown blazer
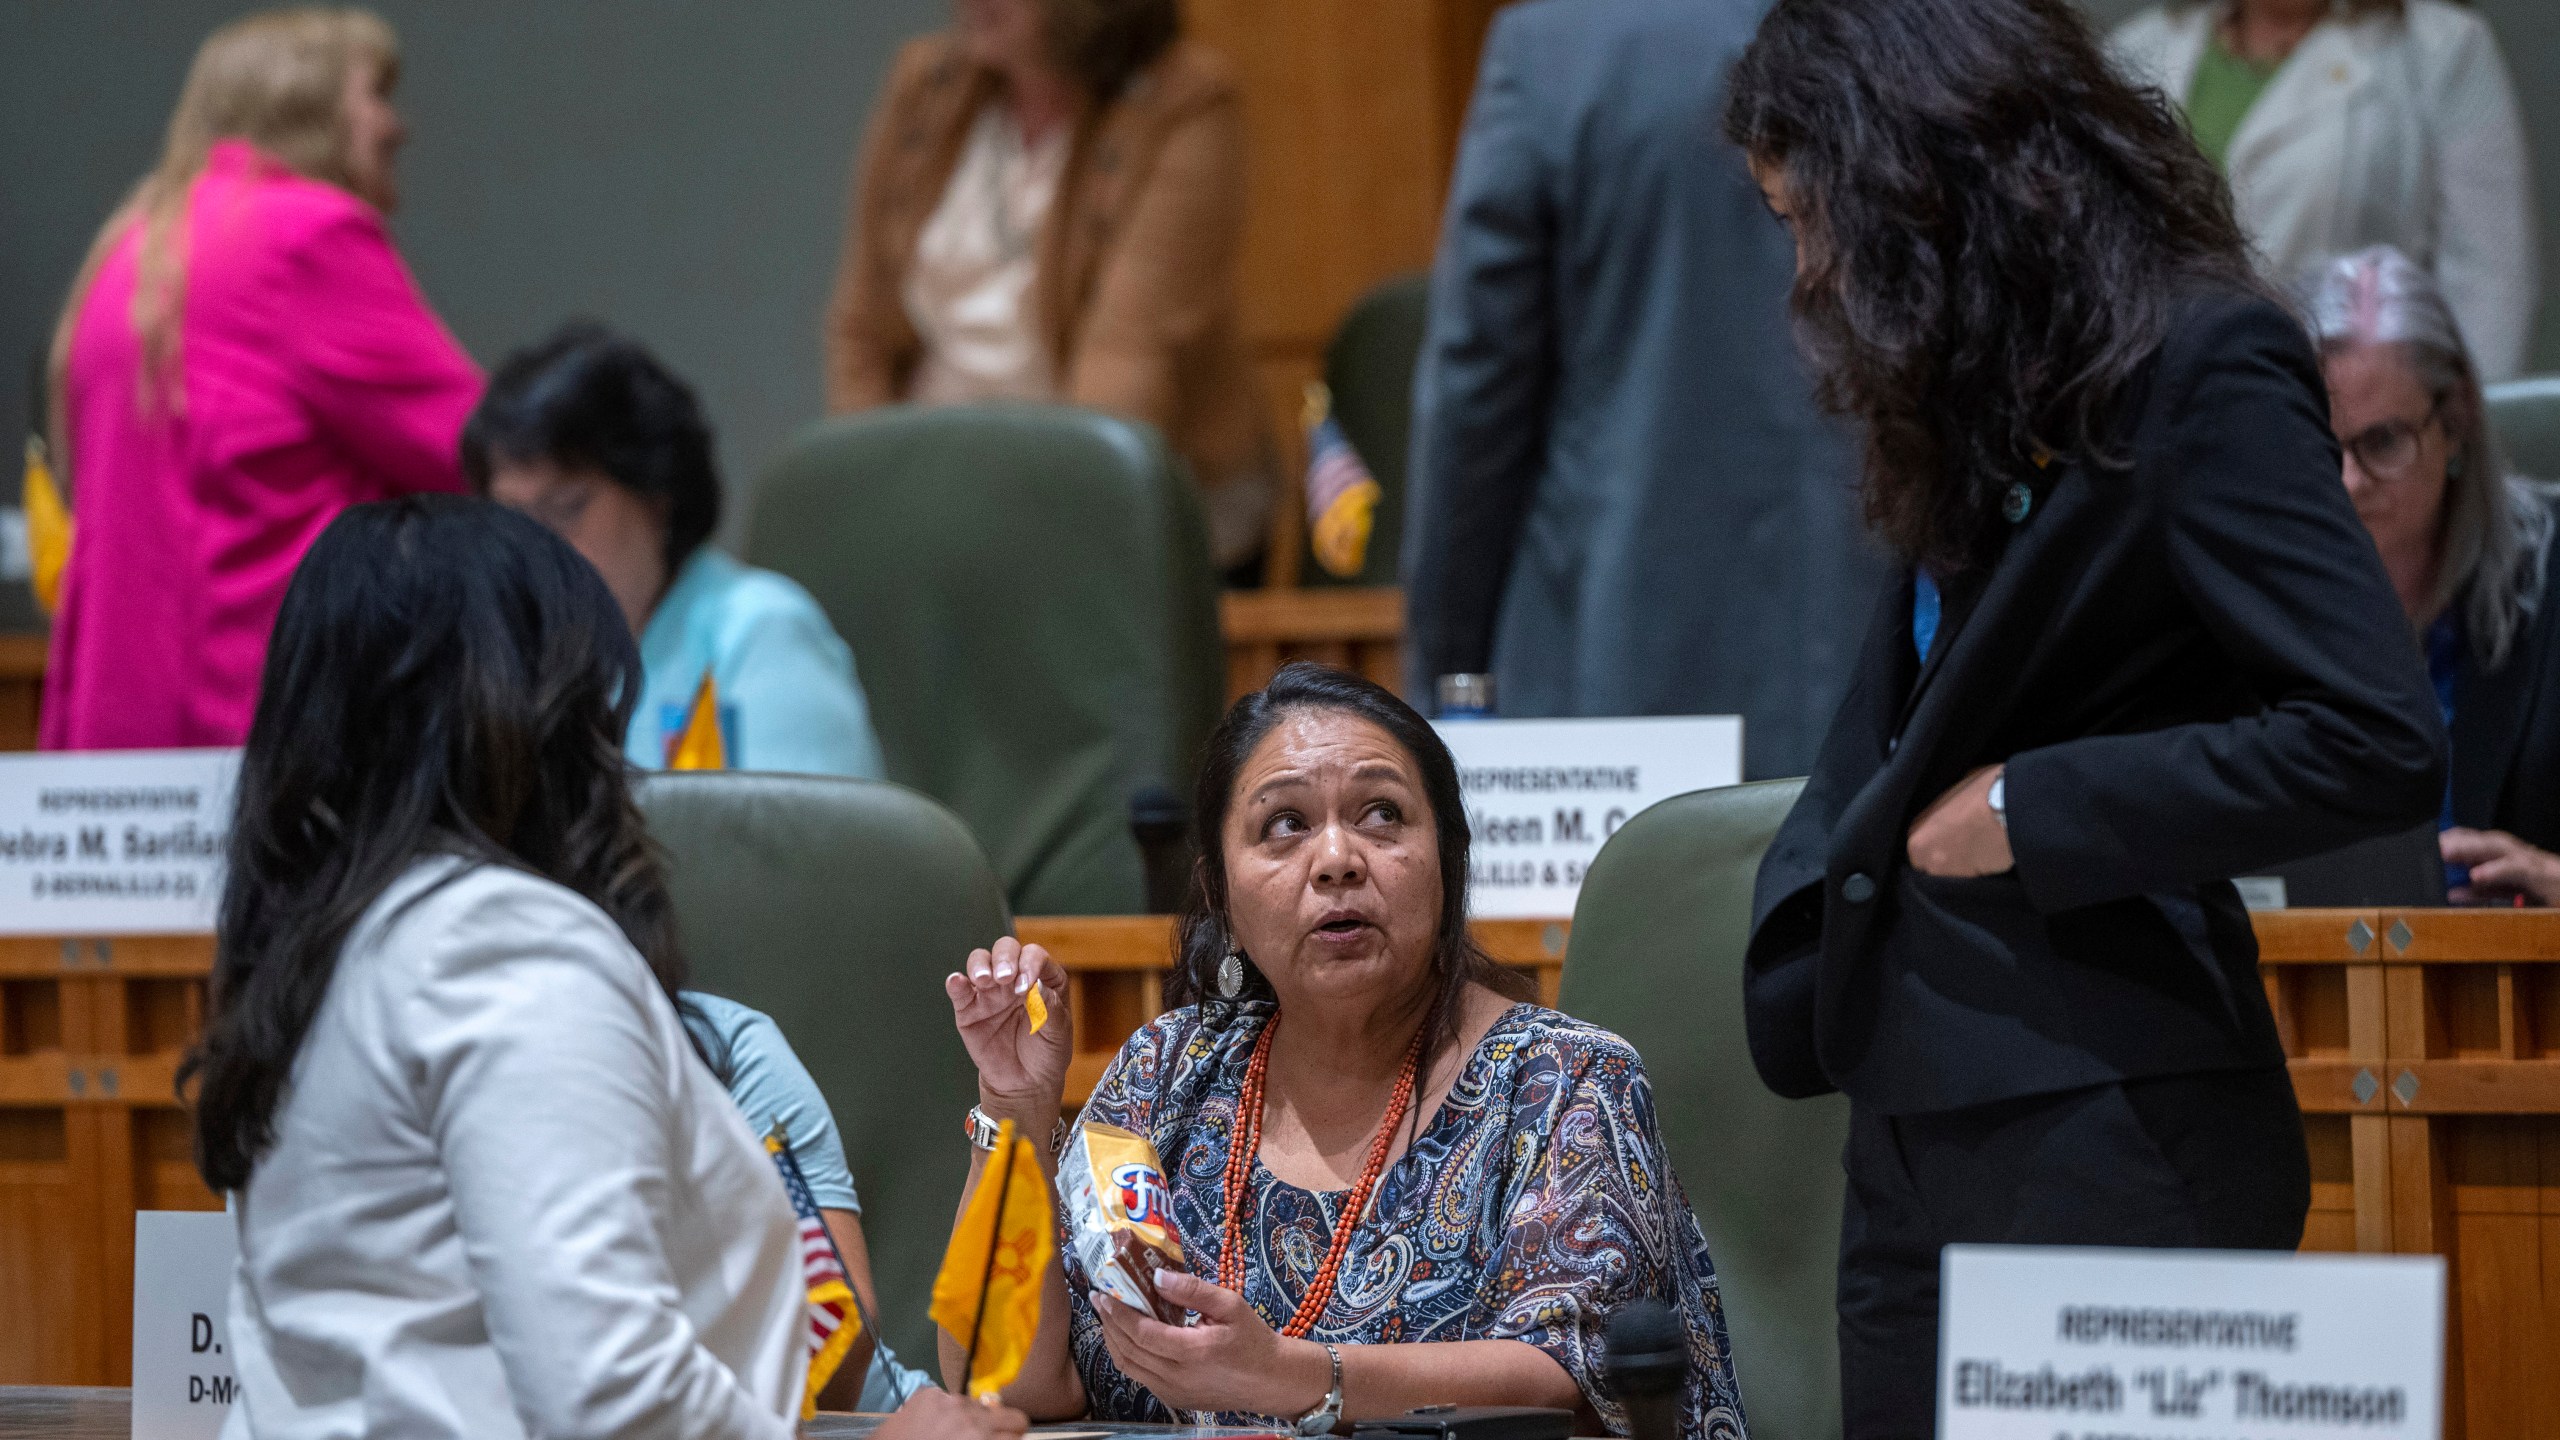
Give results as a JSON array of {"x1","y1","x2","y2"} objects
[{"x1": 825, "y1": 34, "x2": 1271, "y2": 562}]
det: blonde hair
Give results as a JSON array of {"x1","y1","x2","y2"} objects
[{"x1": 45, "y1": 7, "x2": 397, "y2": 472}]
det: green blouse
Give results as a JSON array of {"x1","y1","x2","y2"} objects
[{"x1": 2185, "y1": 31, "x2": 2284, "y2": 171}]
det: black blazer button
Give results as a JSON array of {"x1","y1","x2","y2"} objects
[
  {"x1": 2002, "y1": 481, "x2": 2034, "y2": 524},
  {"x1": 1842, "y1": 873, "x2": 1877, "y2": 904}
]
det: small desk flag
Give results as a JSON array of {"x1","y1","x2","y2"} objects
[
  {"x1": 930, "y1": 1117, "x2": 1053, "y2": 1399},
  {"x1": 766, "y1": 1126, "x2": 866, "y2": 1418},
  {"x1": 22, "y1": 436, "x2": 69, "y2": 614},
  {"x1": 667, "y1": 670, "x2": 727, "y2": 770},
  {"x1": 1302, "y1": 382, "x2": 1380, "y2": 580}
]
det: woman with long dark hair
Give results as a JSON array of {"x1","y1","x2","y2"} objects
[
  {"x1": 939, "y1": 663, "x2": 1743, "y2": 1435},
  {"x1": 188, "y1": 495, "x2": 1017, "y2": 1439},
  {"x1": 1724, "y1": 2, "x2": 2445, "y2": 1433}
]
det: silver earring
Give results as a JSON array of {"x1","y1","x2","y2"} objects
[{"x1": 1217, "y1": 950, "x2": 1245, "y2": 999}]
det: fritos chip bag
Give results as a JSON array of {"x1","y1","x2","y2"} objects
[{"x1": 1061, "y1": 1122, "x2": 1189, "y2": 1323}]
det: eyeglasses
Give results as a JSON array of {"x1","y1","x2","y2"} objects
[{"x1": 2340, "y1": 396, "x2": 2447, "y2": 483}]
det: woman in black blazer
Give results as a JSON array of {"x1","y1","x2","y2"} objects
[
  {"x1": 2305, "y1": 245, "x2": 2560, "y2": 901},
  {"x1": 1723, "y1": 3, "x2": 2447, "y2": 1435}
]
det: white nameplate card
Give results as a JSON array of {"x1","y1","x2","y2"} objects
[
  {"x1": 133, "y1": 1209, "x2": 240, "y2": 1437},
  {"x1": 0, "y1": 748, "x2": 237, "y2": 935},
  {"x1": 1433, "y1": 716, "x2": 1742, "y2": 919},
  {"x1": 1940, "y1": 1244, "x2": 2444, "y2": 1439}
]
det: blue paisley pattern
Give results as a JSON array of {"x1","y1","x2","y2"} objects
[{"x1": 1060, "y1": 1000, "x2": 1746, "y2": 1439}]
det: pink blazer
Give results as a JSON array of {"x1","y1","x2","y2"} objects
[{"x1": 41, "y1": 139, "x2": 482, "y2": 750}]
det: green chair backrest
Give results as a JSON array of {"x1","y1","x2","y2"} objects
[
  {"x1": 2486, "y1": 376, "x2": 2560, "y2": 482},
  {"x1": 747, "y1": 405, "x2": 1225, "y2": 915},
  {"x1": 1559, "y1": 778, "x2": 1845, "y2": 1440},
  {"x1": 635, "y1": 771, "x2": 1011, "y2": 1366},
  {"x1": 1310, "y1": 273, "x2": 1429, "y2": 588}
]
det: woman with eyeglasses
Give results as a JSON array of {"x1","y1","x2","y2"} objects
[{"x1": 2307, "y1": 246, "x2": 2560, "y2": 903}]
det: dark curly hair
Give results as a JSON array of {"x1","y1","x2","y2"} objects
[
  {"x1": 184, "y1": 495, "x2": 683, "y2": 1191},
  {"x1": 1167, "y1": 663, "x2": 1527, "y2": 1063},
  {"x1": 460, "y1": 322, "x2": 722, "y2": 576},
  {"x1": 1724, "y1": 0, "x2": 2263, "y2": 574}
]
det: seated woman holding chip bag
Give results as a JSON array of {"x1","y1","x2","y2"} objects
[{"x1": 943, "y1": 662, "x2": 1744, "y2": 1436}]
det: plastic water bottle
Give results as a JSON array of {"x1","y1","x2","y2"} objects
[{"x1": 1436, "y1": 673, "x2": 1495, "y2": 720}]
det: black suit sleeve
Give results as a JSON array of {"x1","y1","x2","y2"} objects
[
  {"x1": 1400, "y1": 10, "x2": 1555, "y2": 701},
  {"x1": 2005, "y1": 299, "x2": 2449, "y2": 912}
]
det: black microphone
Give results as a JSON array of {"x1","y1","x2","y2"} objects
[{"x1": 1604, "y1": 1300, "x2": 1686, "y2": 1440}]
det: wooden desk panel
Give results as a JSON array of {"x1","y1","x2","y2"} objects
[
  {"x1": 0, "y1": 936, "x2": 219, "y2": 1387},
  {"x1": 0, "y1": 1386, "x2": 1285, "y2": 1437},
  {"x1": 7, "y1": 908, "x2": 2554, "y2": 1440},
  {"x1": 1217, "y1": 587, "x2": 1402, "y2": 702},
  {"x1": 0, "y1": 634, "x2": 42, "y2": 752}
]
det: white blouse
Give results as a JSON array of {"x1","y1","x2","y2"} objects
[
  {"x1": 222, "y1": 857, "x2": 805, "y2": 1440},
  {"x1": 903, "y1": 102, "x2": 1071, "y2": 406},
  {"x1": 2112, "y1": 0, "x2": 2538, "y2": 381}
]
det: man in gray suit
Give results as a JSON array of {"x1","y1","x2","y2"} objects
[{"x1": 1403, "y1": 0, "x2": 1879, "y2": 778}]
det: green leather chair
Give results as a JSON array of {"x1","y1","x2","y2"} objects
[
  {"x1": 2485, "y1": 376, "x2": 2560, "y2": 482},
  {"x1": 635, "y1": 770, "x2": 1011, "y2": 1366},
  {"x1": 1310, "y1": 273, "x2": 1429, "y2": 587},
  {"x1": 748, "y1": 406, "x2": 1225, "y2": 915},
  {"x1": 1559, "y1": 778, "x2": 1847, "y2": 1440}
]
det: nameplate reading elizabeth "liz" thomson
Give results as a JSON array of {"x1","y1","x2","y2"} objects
[
  {"x1": 0, "y1": 749, "x2": 239, "y2": 935},
  {"x1": 1939, "y1": 1245, "x2": 2445, "y2": 1440},
  {"x1": 1432, "y1": 716, "x2": 1743, "y2": 920}
]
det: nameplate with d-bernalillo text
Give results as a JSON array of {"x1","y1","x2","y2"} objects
[
  {"x1": 133, "y1": 1209, "x2": 239, "y2": 1439},
  {"x1": 1939, "y1": 1245, "x2": 2444, "y2": 1440},
  {"x1": 0, "y1": 748, "x2": 237, "y2": 934}
]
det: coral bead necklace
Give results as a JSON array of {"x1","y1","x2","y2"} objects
[{"x1": 1218, "y1": 1011, "x2": 1428, "y2": 1339}]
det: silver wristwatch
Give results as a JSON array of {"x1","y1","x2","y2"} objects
[
  {"x1": 1986, "y1": 771, "x2": 2008, "y2": 830},
  {"x1": 1293, "y1": 1343, "x2": 1343, "y2": 1436},
  {"x1": 964, "y1": 1105, "x2": 1070, "y2": 1156}
]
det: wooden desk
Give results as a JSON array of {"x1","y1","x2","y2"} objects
[
  {"x1": 7, "y1": 910, "x2": 2552, "y2": 1440},
  {"x1": 1217, "y1": 587, "x2": 1401, "y2": 702},
  {"x1": 2250, "y1": 909, "x2": 2559, "y2": 1439},
  {"x1": 0, "y1": 1386, "x2": 126, "y2": 1440},
  {"x1": 0, "y1": 1387, "x2": 1283, "y2": 1437},
  {"x1": 0, "y1": 634, "x2": 43, "y2": 751}
]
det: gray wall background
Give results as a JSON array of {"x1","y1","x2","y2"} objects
[{"x1": 1, "y1": 0, "x2": 947, "y2": 568}]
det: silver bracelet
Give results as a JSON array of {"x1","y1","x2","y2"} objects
[{"x1": 1293, "y1": 1342, "x2": 1344, "y2": 1435}]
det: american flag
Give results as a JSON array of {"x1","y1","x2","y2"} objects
[
  {"x1": 1303, "y1": 382, "x2": 1381, "y2": 579},
  {"x1": 766, "y1": 1126, "x2": 864, "y2": 1418}
]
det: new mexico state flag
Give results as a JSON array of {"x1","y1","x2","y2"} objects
[
  {"x1": 930, "y1": 1119, "x2": 1053, "y2": 1399},
  {"x1": 667, "y1": 670, "x2": 726, "y2": 770}
]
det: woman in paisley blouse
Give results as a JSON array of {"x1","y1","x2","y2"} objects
[{"x1": 942, "y1": 662, "x2": 1744, "y2": 1436}]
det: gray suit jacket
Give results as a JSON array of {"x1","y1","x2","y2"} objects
[{"x1": 1402, "y1": 0, "x2": 1881, "y2": 778}]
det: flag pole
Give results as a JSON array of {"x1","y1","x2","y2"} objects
[
  {"x1": 768, "y1": 1123, "x2": 878, "y2": 1345},
  {"x1": 956, "y1": 1124, "x2": 1020, "y2": 1396}
]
